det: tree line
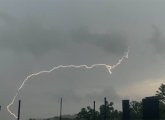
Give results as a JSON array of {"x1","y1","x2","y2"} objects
[{"x1": 29, "y1": 83, "x2": 165, "y2": 120}]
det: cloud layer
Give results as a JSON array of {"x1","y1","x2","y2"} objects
[
  {"x1": 0, "y1": 16, "x2": 128, "y2": 56},
  {"x1": 1, "y1": 0, "x2": 165, "y2": 120},
  {"x1": 150, "y1": 25, "x2": 165, "y2": 55}
]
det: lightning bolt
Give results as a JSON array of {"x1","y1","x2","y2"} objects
[{"x1": 7, "y1": 50, "x2": 129, "y2": 119}]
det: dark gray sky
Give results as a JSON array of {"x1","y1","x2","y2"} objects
[{"x1": 1, "y1": 0, "x2": 165, "y2": 119}]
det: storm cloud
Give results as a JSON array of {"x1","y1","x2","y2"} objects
[
  {"x1": 71, "y1": 28, "x2": 128, "y2": 54},
  {"x1": 1, "y1": 0, "x2": 165, "y2": 120},
  {"x1": 0, "y1": 16, "x2": 64, "y2": 56},
  {"x1": 0, "y1": 15, "x2": 128, "y2": 56},
  {"x1": 150, "y1": 25, "x2": 165, "y2": 55}
]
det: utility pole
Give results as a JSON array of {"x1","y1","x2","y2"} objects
[
  {"x1": 93, "y1": 101, "x2": 96, "y2": 120},
  {"x1": 104, "y1": 97, "x2": 107, "y2": 120},
  {"x1": 17, "y1": 100, "x2": 21, "y2": 120},
  {"x1": 60, "y1": 97, "x2": 62, "y2": 120}
]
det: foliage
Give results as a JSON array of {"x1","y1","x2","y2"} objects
[
  {"x1": 156, "y1": 84, "x2": 165, "y2": 104},
  {"x1": 159, "y1": 101, "x2": 165, "y2": 119},
  {"x1": 76, "y1": 106, "x2": 99, "y2": 120},
  {"x1": 76, "y1": 101, "x2": 121, "y2": 120},
  {"x1": 99, "y1": 101, "x2": 121, "y2": 120},
  {"x1": 155, "y1": 83, "x2": 165, "y2": 119},
  {"x1": 129, "y1": 101, "x2": 142, "y2": 120}
]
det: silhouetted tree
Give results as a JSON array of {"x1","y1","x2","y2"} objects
[
  {"x1": 76, "y1": 101, "x2": 121, "y2": 120},
  {"x1": 130, "y1": 101, "x2": 142, "y2": 120},
  {"x1": 158, "y1": 101, "x2": 165, "y2": 119},
  {"x1": 99, "y1": 101, "x2": 121, "y2": 120},
  {"x1": 155, "y1": 83, "x2": 165, "y2": 119},
  {"x1": 76, "y1": 108, "x2": 89, "y2": 120},
  {"x1": 99, "y1": 101, "x2": 113, "y2": 120},
  {"x1": 156, "y1": 83, "x2": 165, "y2": 104},
  {"x1": 76, "y1": 106, "x2": 99, "y2": 120}
]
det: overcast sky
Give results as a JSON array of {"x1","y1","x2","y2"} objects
[{"x1": 1, "y1": 0, "x2": 165, "y2": 119}]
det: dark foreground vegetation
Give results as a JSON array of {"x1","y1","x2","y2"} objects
[{"x1": 29, "y1": 84, "x2": 165, "y2": 120}]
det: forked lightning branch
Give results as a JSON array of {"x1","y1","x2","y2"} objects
[{"x1": 7, "y1": 50, "x2": 129, "y2": 119}]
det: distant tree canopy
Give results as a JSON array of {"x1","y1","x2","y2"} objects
[
  {"x1": 156, "y1": 83, "x2": 165, "y2": 119},
  {"x1": 76, "y1": 106, "x2": 99, "y2": 120},
  {"x1": 156, "y1": 83, "x2": 165, "y2": 104},
  {"x1": 76, "y1": 101, "x2": 122, "y2": 120},
  {"x1": 130, "y1": 101, "x2": 142, "y2": 119}
]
